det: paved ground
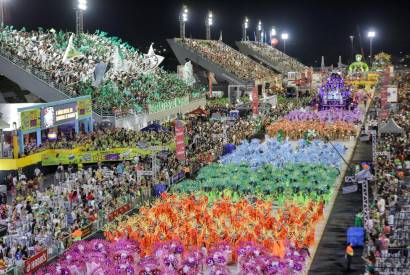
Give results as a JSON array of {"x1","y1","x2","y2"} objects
[{"x1": 309, "y1": 138, "x2": 372, "y2": 274}]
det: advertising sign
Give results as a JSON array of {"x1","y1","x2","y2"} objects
[
  {"x1": 41, "y1": 103, "x2": 77, "y2": 129},
  {"x1": 81, "y1": 224, "x2": 93, "y2": 239},
  {"x1": 77, "y1": 98, "x2": 93, "y2": 118},
  {"x1": 175, "y1": 120, "x2": 185, "y2": 161},
  {"x1": 108, "y1": 203, "x2": 132, "y2": 221},
  {"x1": 20, "y1": 109, "x2": 41, "y2": 131},
  {"x1": 24, "y1": 250, "x2": 48, "y2": 273},
  {"x1": 148, "y1": 96, "x2": 189, "y2": 114},
  {"x1": 41, "y1": 144, "x2": 175, "y2": 166},
  {"x1": 252, "y1": 86, "x2": 259, "y2": 115}
]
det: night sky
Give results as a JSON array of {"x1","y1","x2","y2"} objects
[{"x1": 4, "y1": 0, "x2": 410, "y2": 68}]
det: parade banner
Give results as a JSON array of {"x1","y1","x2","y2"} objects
[
  {"x1": 252, "y1": 86, "x2": 259, "y2": 115},
  {"x1": 24, "y1": 250, "x2": 48, "y2": 273},
  {"x1": 20, "y1": 109, "x2": 41, "y2": 131},
  {"x1": 175, "y1": 120, "x2": 185, "y2": 160},
  {"x1": 108, "y1": 203, "x2": 132, "y2": 222},
  {"x1": 148, "y1": 96, "x2": 189, "y2": 114}
]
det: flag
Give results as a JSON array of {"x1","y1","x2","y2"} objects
[
  {"x1": 141, "y1": 43, "x2": 165, "y2": 74},
  {"x1": 175, "y1": 120, "x2": 185, "y2": 161},
  {"x1": 112, "y1": 46, "x2": 124, "y2": 73},
  {"x1": 92, "y1": 63, "x2": 108, "y2": 87},
  {"x1": 183, "y1": 61, "x2": 196, "y2": 86},
  {"x1": 62, "y1": 33, "x2": 82, "y2": 64}
]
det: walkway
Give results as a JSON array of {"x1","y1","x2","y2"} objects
[{"x1": 309, "y1": 137, "x2": 372, "y2": 274}]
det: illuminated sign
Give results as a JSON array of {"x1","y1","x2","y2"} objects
[
  {"x1": 41, "y1": 103, "x2": 77, "y2": 129},
  {"x1": 55, "y1": 107, "x2": 76, "y2": 122}
]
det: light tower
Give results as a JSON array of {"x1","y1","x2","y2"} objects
[
  {"x1": 206, "y1": 10, "x2": 213, "y2": 40},
  {"x1": 281, "y1": 32, "x2": 289, "y2": 53},
  {"x1": 367, "y1": 30, "x2": 376, "y2": 64},
  {"x1": 270, "y1": 26, "x2": 276, "y2": 45},
  {"x1": 257, "y1": 20, "x2": 262, "y2": 43},
  {"x1": 76, "y1": 0, "x2": 87, "y2": 34},
  {"x1": 179, "y1": 5, "x2": 188, "y2": 39},
  {"x1": 0, "y1": 0, "x2": 5, "y2": 28},
  {"x1": 242, "y1": 17, "x2": 249, "y2": 41},
  {"x1": 349, "y1": 35, "x2": 354, "y2": 63}
]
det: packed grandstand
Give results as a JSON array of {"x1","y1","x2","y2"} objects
[{"x1": 0, "y1": 8, "x2": 408, "y2": 275}]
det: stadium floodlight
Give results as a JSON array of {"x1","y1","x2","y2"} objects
[
  {"x1": 206, "y1": 10, "x2": 213, "y2": 40},
  {"x1": 281, "y1": 32, "x2": 289, "y2": 53},
  {"x1": 0, "y1": 0, "x2": 5, "y2": 28},
  {"x1": 367, "y1": 30, "x2": 376, "y2": 63},
  {"x1": 207, "y1": 11, "x2": 213, "y2": 26},
  {"x1": 76, "y1": 0, "x2": 87, "y2": 34},
  {"x1": 242, "y1": 17, "x2": 249, "y2": 41},
  {"x1": 180, "y1": 5, "x2": 189, "y2": 38},
  {"x1": 270, "y1": 27, "x2": 276, "y2": 37},
  {"x1": 258, "y1": 20, "x2": 262, "y2": 31},
  {"x1": 78, "y1": 0, "x2": 87, "y2": 10}
]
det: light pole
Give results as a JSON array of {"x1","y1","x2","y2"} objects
[
  {"x1": 270, "y1": 26, "x2": 276, "y2": 45},
  {"x1": 206, "y1": 10, "x2": 213, "y2": 40},
  {"x1": 281, "y1": 32, "x2": 289, "y2": 53},
  {"x1": 76, "y1": 0, "x2": 87, "y2": 34},
  {"x1": 349, "y1": 35, "x2": 354, "y2": 63},
  {"x1": 0, "y1": 0, "x2": 4, "y2": 28},
  {"x1": 242, "y1": 17, "x2": 249, "y2": 41},
  {"x1": 179, "y1": 5, "x2": 188, "y2": 39},
  {"x1": 257, "y1": 20, "x2": 262, "y2": 43},
  {"x1": 367, "y1": 30, "x2": 375, "y2": 64}
]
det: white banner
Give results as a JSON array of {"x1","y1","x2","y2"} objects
[{"x1": 387, "y1": 86, "x2": 398, "y2": 103}]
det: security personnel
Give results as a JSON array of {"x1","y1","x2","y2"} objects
[{"x1": 345, "y1": 243, "x2": 354, "y2": 271}]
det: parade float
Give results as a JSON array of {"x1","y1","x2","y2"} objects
[{"x1": 317, "y1": 73, "x2": 352, "y2": 110}]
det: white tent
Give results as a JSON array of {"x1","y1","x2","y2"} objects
[{"x1": 379, "y1": 118, "x2": 405, "y2": 135}]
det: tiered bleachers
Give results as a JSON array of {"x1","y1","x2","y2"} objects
[
  {"x1": 173, "y1": 38, "x2": 280, "y2": 86},
  {"x1": 237, "y1": 41, "x2": 308, "y2": 74},
  {"x1": 0, "y1": 27, "x2": 204, "y2": 117}
]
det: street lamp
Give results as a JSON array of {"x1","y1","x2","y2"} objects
[
  {"x1": 0, "y1": 0, "x2": 5, "y2": 28},
  {"x1": 206, "y1": 10, "x2": 213, "y2": 40},
  {"x1": 349, "y1": 35, "x2": 354, "y2": 63},
  {"x1": 281, "y1": 32, "x2": 289, "y2": 53},
  {"x1": 242, "y1": 17, "x2": 249, "y2": 41},
  {"x1": 367, "y1": 30, "x2": 376, "y2": 63},
  {"x1": 76, "y1": 0, "x2": 87, "y2": 34},
  {"x1": 179, "y1": 5, "x2": 188, "y2": 38},
  {"x1": 257, "y1": 20, "x2": 262, "y2": 43}
]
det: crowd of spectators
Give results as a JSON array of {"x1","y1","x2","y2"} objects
[
  {"x1": 176, "y1": 38, "x2": 279, "y2": 83},
  {"x1": 0, "y1": 163, "x2": 151, "y2": 271},
  {"x1": 365, "y1": 78, "x2": 410, "y2": 275},
  {"x1": 0, "y1": 27, "x2": 204, "y2": 116},
  {"x1": 239, "y1": 41, "x2": 308, "y2": 74}
]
